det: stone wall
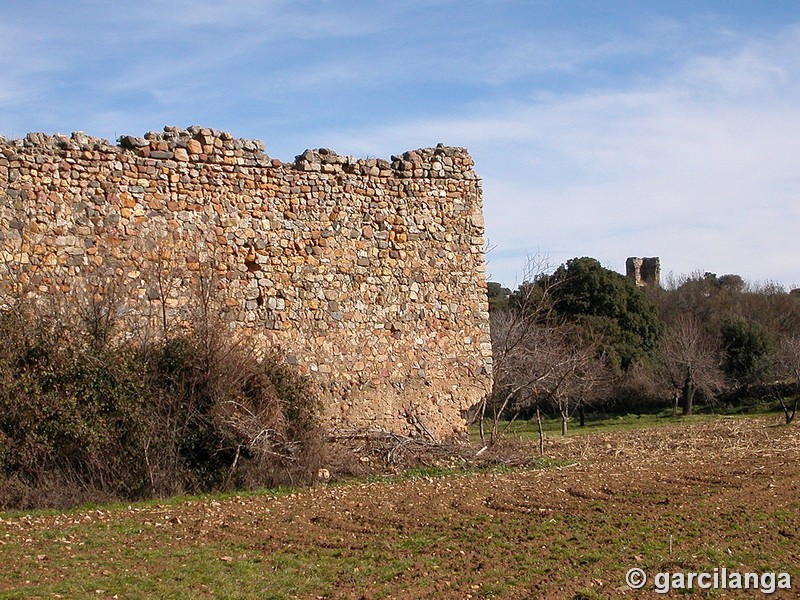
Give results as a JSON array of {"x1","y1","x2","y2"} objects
[
  {"x1": 0, "y1": 126, "x2": 493, "y2": 438},
  {"x1": 626, "y1": 257, "x2": 661, "y2": 288}
]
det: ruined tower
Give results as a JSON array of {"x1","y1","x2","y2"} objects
[{"x1": 626, "y1": 257, "x2": 661, "y2": 288}]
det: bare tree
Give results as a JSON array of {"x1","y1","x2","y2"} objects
[
  {"x1": 657, "y1": 315, "x2": 724, "y2": 416},
  {"x1": 484, "y1": 255, "x2": 608, "y2": 441},
  {"x1": 774, "y1": 334, "x2": 800, "y2": 424},
  {"x1": 532, "y1": 325, "x2": 608, "y2": 435},
  {"x1": 486, "y1": 303, "x2": 550, "y2": 442},
  {"x1": 482, "y1": 255, "x2": 560, "y2": 442}
]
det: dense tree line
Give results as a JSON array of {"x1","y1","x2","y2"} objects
[{"x1": 485, "y1": 257, "x2": 800, "y2": 436}]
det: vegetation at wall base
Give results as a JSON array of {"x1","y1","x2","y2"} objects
[{"x1": 0, "y1": 283, "x2": 322, "y2": 511}]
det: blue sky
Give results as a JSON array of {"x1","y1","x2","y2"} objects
[{"x1": 2, "y1": 1, "x2": 799, "y2": 289}]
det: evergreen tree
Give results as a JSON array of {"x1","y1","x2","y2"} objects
[
  {"x1": 539, "y1": 257, "x2": 664, "y2": 371},
  {"x1": 721, "y1": 318, "x2": 775, "y2": 385}
]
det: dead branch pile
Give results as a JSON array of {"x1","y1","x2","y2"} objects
[{"x1": 324, "y1": 427, "x2": 543, "y2": 477}]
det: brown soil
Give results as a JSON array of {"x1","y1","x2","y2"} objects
[{"x1": 1, "y1": 416, "x2": 798, "y2": 599}]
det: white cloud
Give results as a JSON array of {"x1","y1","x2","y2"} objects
[
  {"x1": 0, "y1": 22, "x2": 56, "y2": 112},
  {"x1": 1, "y1": 3, "x2": 798, "y2": 289},
  {"x1": 318, "y1": 25, "x2": 800, "y2": 288}
]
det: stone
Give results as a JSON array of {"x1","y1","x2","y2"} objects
[
  {"x1": 626, "y1": 257, "x2": 660, "y2": 288},
  {"x1": 0, "y1": 125, "x2": 493, "y2": 440},
  {"x1": 119, "y1": 136, "x2": 148, "y2": 148},
  {"x1": 186, "y1": 139, "x2": 203, "y2": 154}
]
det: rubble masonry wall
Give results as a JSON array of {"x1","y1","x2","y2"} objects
[{"x1": 0, "y1": 126, "x2": 493, "y2": 438}]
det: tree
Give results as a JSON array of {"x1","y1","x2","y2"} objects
[
  {"x1": 485, "y1": 257, "x2": 560, "y2": 442},
  {"x1": 658, "y1": 273, "x2": 800, "y2": 347},
  {"x1": 485, "y1": 256, "x2": 611, "y2": 441},
  {"x1": 739, "y1": 281, "x2": 800, "y2": 341},
  {"x1": 655, "y1": 272, "x2": 744, "y2": 333},
  {"x1": 774, "y1": 334, "x2": 800, "y2": 424},
  {"x1": 657, "y1": 316, "x2": 724, "y2": 415},
  {"x1": 721, "y1": 318, "x2": 775, "y2": 386},
  {"x1": 489, "y1": 310, "x2": 606, "y2": 438},
  {"x1": 486, "y1": 281, "x2": 512, "y2": 312},
  {"x1": 538, "y1": 326, "x2": 607, "y2": 435},
  {"x1": 538, "y1": 257, "x2": 663, "y2": 372}
]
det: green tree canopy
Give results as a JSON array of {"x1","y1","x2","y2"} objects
[
  {"x1": 720, "y1": 318, "x2": 775, "y2": 385},
  {"x1": 537, "y1": 257, "x2": 664, "y2": 372},
  {"x1": 486, "y1": 281, "x2": 511, "y2": 312}
]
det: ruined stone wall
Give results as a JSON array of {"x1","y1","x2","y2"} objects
[
  {"x1": 0, "y1": 126, "x2": 492, "y2": 438},
  {"x1": 626, "y1": 257, "x2": 661, "y2": 288}
]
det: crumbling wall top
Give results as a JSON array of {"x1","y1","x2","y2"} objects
[{"x1": 1, "y1": 126, "x2": 477, "y2": 180}]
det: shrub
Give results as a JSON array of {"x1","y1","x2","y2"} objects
[
  {"x1": 721, "y1": 318, "x2": 775, "y2": 385},
  {"x1": 139, "y1": 334, "x2": 322, "y2": 495},
  {"x1": 0, "y1": 284, "x2": 321, "y2": 510}
]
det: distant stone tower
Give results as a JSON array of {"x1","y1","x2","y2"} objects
[{"x1": 626, "y1": 257, "x2": 661, "y2": 288}]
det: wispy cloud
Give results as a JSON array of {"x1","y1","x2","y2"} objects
[
  {"x1": 0, "y1": 1, "x2": 388, "y2": 135},
  {"x1": 0, "y1": 22, "x2": 58, "y2": 113},
  {"x1": 1, "y1": 3, "x2": 798, "y2": 287},
  {"x1": 318, "y1": 24, "x2": 800, "y2": 287}
]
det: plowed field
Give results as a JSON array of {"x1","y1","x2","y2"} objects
[{"x1": 1, "y1": 417, "x2": 798, "y2": 598}]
